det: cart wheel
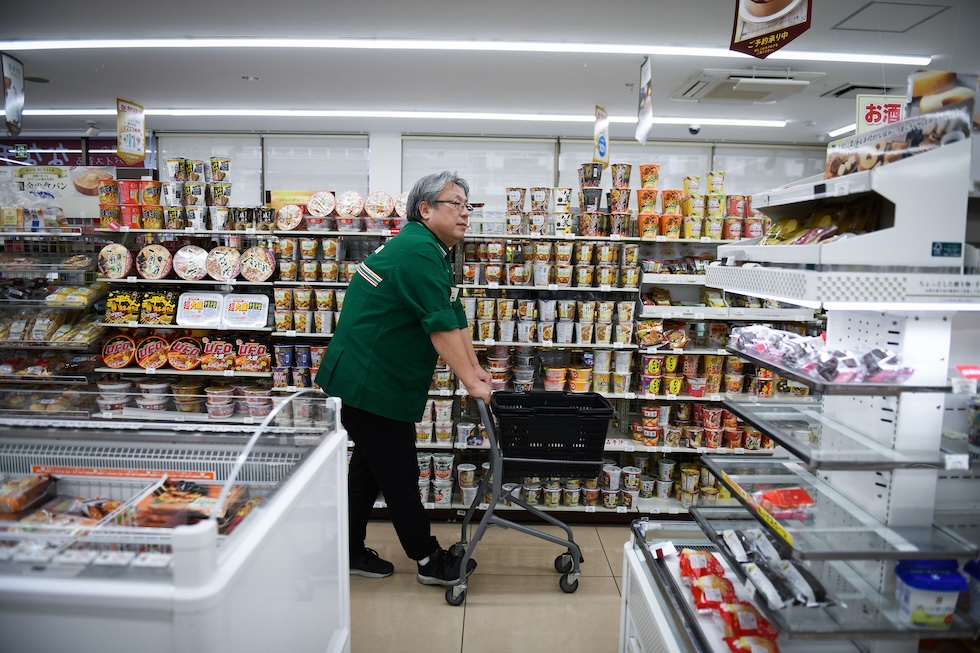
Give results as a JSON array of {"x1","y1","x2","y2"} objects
[
  {"x1": 445, "y1": 586, "x2": 466, "y2": 606},
  {"x1": 554, "y1": 553, "x2": 573, "y2": 574},
  {"x1": 449, "y1": 542, "x2": 466, "y2": 558},
  {"x1": 559, "y1": 573, "x2": 579, "y2": 593}
]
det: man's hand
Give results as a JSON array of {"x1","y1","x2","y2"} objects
[
  {"x1": 473, "y1": 364, "x2": 491, "y2": 385},
  {"x1": 464, "y1": 377, "x2": 493, "y2": 405}
]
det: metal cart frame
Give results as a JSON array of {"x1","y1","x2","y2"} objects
[{"x1": 444, "y1": 392, "x2": 613, "y2": 606}]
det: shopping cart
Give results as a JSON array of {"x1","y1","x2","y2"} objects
[{"x1": 444, "y1": 391, "x2": 614, "y2": 606}]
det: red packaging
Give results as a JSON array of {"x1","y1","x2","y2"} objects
[
  {"x1": 691, "y1": 574, "x2": 738, "y2": 610},
  {"x1": 102, "y1": 334, "x2": 136, "y2": 369},
  {"x1": 168, "y1": 337, "x2": 202, "y2": 371},
  {"x1": 717, "y1": 603, "x2": 779, "y2": 640},
  {"x1": 724, "y1": 636, "x2": 780, "y2": 653},
  {"x1": 200, "y1": 335, "x2": 235, "y2": 371},
  {"x1": 234, "y1": 337, "x2": 271, "y2": 372},
  {"x1": 679, "y1": 548, "x2": 726, "y2": 580},
  {"x1": 135, "y1": 335, "x2": 169, "y2": 370}
]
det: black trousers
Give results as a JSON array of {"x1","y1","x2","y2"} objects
[{"x1": 344, "y1": 404, "x2": 439, "y2": 561}]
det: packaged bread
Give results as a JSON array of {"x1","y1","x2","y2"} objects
[
  {"x1": 0, "y1": 475, "x2": 52, "y2": 513},
  {"x1": 29, "y1": 309, "x2": 66, "y2": 341}
]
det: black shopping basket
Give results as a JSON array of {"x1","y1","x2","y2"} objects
[
  {"x1": 443, "y1": 391, "x2": 614, "y2": 606},
  {"x1": 490, "y1": 390, "x2": 613, "y2": 478}
]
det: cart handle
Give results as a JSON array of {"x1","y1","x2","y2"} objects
[{"x1": 475, "y1": 397, "x2": 492, "y2": 438}]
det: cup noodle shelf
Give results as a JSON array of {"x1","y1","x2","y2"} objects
[{"x1": 694, "y1": 138, "x2": 980, "y2": 646}]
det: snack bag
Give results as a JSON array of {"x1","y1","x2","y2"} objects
[
  {"x1": 691, "y1": 574, "x2": 738, "y2": 610},
  {"x1": 679, "y1": 548, "x2": 726, "y2": 580},
  {"x1": 724, "y1": 636, "x2": 780, "y2": 653},
  {"x1": 717, "y1": 602, "x2": 779, "y2": 640}
]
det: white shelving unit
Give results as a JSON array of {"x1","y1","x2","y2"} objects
[{"x1": 701, "y1": 135, "x2": 980, "y2": 650}]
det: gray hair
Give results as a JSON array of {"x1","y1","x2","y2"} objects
[{"x1": 406, "y1": 171, "x2": 470, "y2": 223}]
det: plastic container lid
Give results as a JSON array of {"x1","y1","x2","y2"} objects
[
  {"x1": 964, "y1": 560, "x2": 980, "y2": 580},
  {"x1": 896, "y1": 559, "x2": 961, "y2": 573},
  {"x1": 895, "y1": 566, "x2": 968, "y2": 593}
]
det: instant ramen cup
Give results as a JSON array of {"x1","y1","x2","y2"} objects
[
  {"x1": 505, "y1": 188, "x2": 526, "y2": 211},
  {"x1": 611, "y1": 163, "x2": 631, "y2": 189},
  {"x1": 639, "y1": 164, "x2": 660, "y2": 189}
]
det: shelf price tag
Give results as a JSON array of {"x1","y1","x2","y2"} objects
[
  {"x1": 616, "y1": 506, "x2": 628, "y2": 514},
  {"x1": 439, "y1": 389, "x2": 452, "y2": 397},
  {"x1": 600, "y1": 284, "x2": 612, "y2": 292},
  {"x1": 610, "y1": 234, "x2": 621, "y2": 241},
  {"x1": 668, "y1": 508, "x2": 679, "y2": 515},
  {"x1": 479, "y1": 503, "x2": 490, "y2": 510},
  {"x1": 833, "y1": 181, "x2": 849, "y2": 197},
  {"x1": 655, "y1": 236, "x2": 667, "y2": 242},
  {"x1": 286, "y1": 330, "x2": 297, "y2": 337},
  {"x1": 175, "y1": 414, "x2": 185, "y2": 422},
  {"x1": 699, "y1": 237, "x2": 712, "y2": 243},
  {"x1": 945, "y1": 454, "x2": 970, "y2": 470},
  {"x1": 585, "y1": 506, "x2": 596, "y2": 513},
  {"x1": 381, "y1": 229, "x2": 392, "y2": 237},
  {"x1": 548, "y1": 284, "x2": 559, "y2": 291},
  {"x1": 373, "y1": 501, "x2": 384, "y2": 509},
  {"x1": 694, "y1": 312, "x2": 705, "y2": 320},
  {"x1": 624, "y1": 443, "x2": 636, "y2": 452},
  {"x1": 484, "y1": 338, "x2": 495, "y2": 346},
  {"x1": 224, "y1": 370, "x2": 235, "y2": 377},
  {"x1": 612, "y1": 342, "x2": 624, "y2": 349},
  {"x1": 127, "y1": 322, "x2": 139, "y2": 328},
  {"x1": 126, "y1": 276, "x2": 137, "y2": 283},
  {"x1": 488, "y1": 282, "x2": 499, "y2": 289},
  {"x1": 709, "y1": 394, "x2": 722, "y2": 402},
  {"x1": 146, "y1": 367, "x2": 156, "y2": 375},
  {"x1": 624, "y1": 392, "x2": 636, "y2": 400},
  {"x1": 542, "y1": 340, "x2": 553, "y2": 347},
  {"x1": 423, "y1": 502, "x2": 435, "y2": 510}
]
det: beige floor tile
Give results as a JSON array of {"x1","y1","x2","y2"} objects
[
  {"x1": 460, "y1": 574, "x2": 621, "y2": 653},
  {"x1": 455, "y1": 522, "x2": 612, "y2": 578},
  {"x1": 595, "y1": 524, "x2": 633, "y2": 590},
  {"x1": 350, "y1": 571, "x2": 464, "y2": 653}
]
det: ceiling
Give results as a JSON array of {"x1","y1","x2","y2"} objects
[{"x1": 2, "y1": 0, "x2": 978, "y2": 145}]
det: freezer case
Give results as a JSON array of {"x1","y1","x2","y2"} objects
[{"x1": 0, "y1": 391, "x2": 350, "y2": 653}]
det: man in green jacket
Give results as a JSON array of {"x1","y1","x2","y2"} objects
[{"x1": 315, "y1": 171, "x2": 492, "y2": 586}]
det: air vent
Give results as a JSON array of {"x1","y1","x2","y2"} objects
[
  {"x1": 821, "y1": 83, "x2": 905, "y2": 99},
  {"x1": 672, "y1": 69, "x2": 825, "y2": 104}
]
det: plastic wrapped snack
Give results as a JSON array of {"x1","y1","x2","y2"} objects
[
  {"x1": 744, "y1": 561, "x2": 798, "y2": 610},
  {"x1": 755, "y1": 486, "x2": 815, "y2": 520},
  {"x1": 724, "y1": 636, "x2": 780, "y2": 653},
  {"x1": 773, "y1": 560, "x2": 837, "y2": 608},
  {"x1": 691, "y1": 574, "x2": 738, "y2": 610},
  {"x1": 717, "y1": 602, "x2": 780, "y2": 640},
  {"x1": 679, "y1": 548, "x2": 726, "y2": 580}
]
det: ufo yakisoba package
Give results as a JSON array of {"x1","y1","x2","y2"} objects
[{"x1": 234, "y1": 336, "x2": 271, "y2": 372}]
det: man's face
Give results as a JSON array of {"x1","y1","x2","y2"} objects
[{"x1": 420, "y1": 183, "x2": 470, "y2": 247}]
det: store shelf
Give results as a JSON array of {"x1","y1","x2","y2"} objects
[
  {"x1": 0, "y1": 228, "x2": 86, "y2": 237},
  {"x1": 471, "y1": 339, "x2": 638, "y2": 350},
  {"x1": 727, "y1": 345, "x2": 950, "y2": 396},
  {"x1": 0, "y1": 412, "x2": 323, "y2": 436},
  {"x1": 0, "y1": 335, "x2": 104, "y2": 350},
  {"x1": 99, "y1": 322, "x2": 274, "y2": 332},
  {"x1": 706, "y1": 266, "x2": 980, "y2": 309},
  {"x1": 273, "y1": 280, "x2": 348, "y2": 288},
  {"x1": 276, "y1": 230, "x2": 392, "y2": 238},
  {"x1": 100, "y1": 277, "x2": 274, "y2": 287},
  {"x1": 270, "y1": 331, "x2": 333, "y2": 338},
  {"x1": 934, "y1": 510, "x2": 980, "y2": 550},
  {"x1": 0, "y1": 373, "x2": 90, "y2": 385},
  {"x1": 95, "y1": 228, "x2": 272, "y2": 236},
  {"x1": 0, "y1": 290, "x2": 107, "y2": 310},
  {"x1": 642, "y1": 347, "x2": 732, "y2": 356},
  {"x1": 466, "y1": 233, "x2": 738, "y2": 245},
  {"x1": 94, "y1": 367, "x2": 273, "y2": 378},
  {"x1": 604, "y1": 437, "x2": 772, "y2": 457},
  {"x1": 0, "y1": 256, "x2": 96, "y2": 274},
  {"x1": 641, "y1": 274, "x2": 707, "y2": 286},
  {"x1": 702, "y1": 457, "x2": 979, "y2": 560},
  {"x1": 690, "y1": 506, "x2": 980, "y2": 640},
  {"x1": 460, "y1": 283, "x2": 638, "y2": 293},
  {"x1": 639, "y1": 306, "x2": 816, "y2": 321},
  {"x1": 723, "y1": 398, "x2": 949, "y2": 469}
]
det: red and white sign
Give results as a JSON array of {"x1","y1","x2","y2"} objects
[{"x1": 856, "y1": 95, "x2": 906, "y2": 134}]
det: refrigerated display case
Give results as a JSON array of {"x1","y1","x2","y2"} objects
[{"x1": 0, "y1": 389, "x2": 350, "y2": 653}]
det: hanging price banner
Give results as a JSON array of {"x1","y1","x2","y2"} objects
[
  {"x1": 116, "y1": 98, "x2": 146, "y2": 165},
  {"x1": 593, "y1": 105, "x2": 609, "y2": 168}
]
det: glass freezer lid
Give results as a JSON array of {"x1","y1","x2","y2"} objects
[
  {"x1": 723, "y1": 398, "x2": 947, "y2": 469},
  {"x1": 702, "y1": 457, "x2": 979, "y2": 560}
]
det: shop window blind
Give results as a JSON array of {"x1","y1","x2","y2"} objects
[
  {"x1": 264, "y1": 135, "x2": 369, "y2": 196},
  {"x1": 402, "y1": 137, "x2": 556, "y2": 208},
  {"x1": 156, "y1": 134, "x2": 263, "y2": 206},
  {"x1": 711, "y1": 144, "x2": 825, "y2": 196}
]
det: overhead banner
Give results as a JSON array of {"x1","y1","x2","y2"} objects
[
  {"x1": 593, "y1": 105, "x2": 609, "y2": 168},
  {"x1": 2, "y1": 53, "x2": 25, "y2": 137},
  {"x1": 856, "y1": 95, "x2": 906, "y2": 134},
  {"x1": 116, "y1": 98, "x2": 146, "y2": 165},
  {"x1": 730, "y1": 0, "x2": 811, "y2": 59},
  {"x1": 635, "y1": 57, "x2": 654, "y2": 145}
]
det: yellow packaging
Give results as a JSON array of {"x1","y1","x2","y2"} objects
[
  {"x1": 707, "y1": 171, "x2": 725, "y2": 194},
  {"x1": 682, "y1": 175, "x2": 701, "y2": 195},
  {"x1": 704, "y1": 216, "x2": 724, "y2": 240},
  {"x1": 1, "y1": 206, "x2": 24, "y2": 230},
  {"x1": 681, "y1": 194, "x2": 705, "y2": 217},
  {"x1": 705, "y1": 194, "x2": 725, "y2": 217},
  {"x1": 683, "y1": 217, "x2": 703, "y2": 239}
]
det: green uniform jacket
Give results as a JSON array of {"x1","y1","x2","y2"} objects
[{"x1": 314, "y1": 221, "x2": 467, "y2": 422}]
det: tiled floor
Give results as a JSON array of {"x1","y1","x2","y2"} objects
[{"x1": 349, "y1": 519, "x2": 633, "y2": 653}]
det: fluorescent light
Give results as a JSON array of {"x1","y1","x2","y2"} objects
[
  {"x1": 732, "y1": 78, "x2": 811, "y2": 93},
  {"x1": 828, "y1": 123, "x2": 857, "y2": 137},
  {"x1": 10, "y1": 107, "x2": 785, "y2": 127},
  {"x1": 0, "y1": 37, "x2": 932, "y2": 66}
]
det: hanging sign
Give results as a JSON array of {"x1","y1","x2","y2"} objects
[
  {"x1": 730, "y1": 0, "x2": 811, "y2": 59},
  {"x1": 116, "y1": 98, "x2": 146, "y2": 165},
  {"x1": 2, "y1": 53, "x2": 25, "y2": 136},
  {"x1": 593, "y1": 105, "x2": 609, "y2": 168},
  {"x1": 635, "y1": 57, "x2": 654, "y2": 145},
  {"x1": 856, "y1": 95, "x2": 906, "y2": 134}
]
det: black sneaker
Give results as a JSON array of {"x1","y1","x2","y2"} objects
[
  {"x1": 350, "y1": 547, "x2": 394, "y2": 578},
  {"x1": 417, "y1": 548, "x2": 477, "y2": 586}
]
